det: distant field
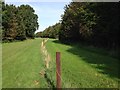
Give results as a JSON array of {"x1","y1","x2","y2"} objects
[{"x1": 2, "y1": 38, "x2": 119, "y2": 88}]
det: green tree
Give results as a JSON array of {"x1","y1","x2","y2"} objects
[
  {"x1": 59, "y1": 2, "x2": 119, "y2": 50},
  {"x1": 2, "y1": 4, "x2": 18, "y2": 41},
  {"x1": 39, "y1": 23, "x2": 61, "y2": 38},
  {"x1": 59, "y1": 2, "x2": 97, "y2": 41},
  {"x1": 17, "y1": 5, "x2": 39, "y2": 39},
  {"x1": 2, "y1": 2, "x2": 39, "y2": 41}
]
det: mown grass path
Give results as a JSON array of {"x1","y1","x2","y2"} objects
[{"x1": 2, "y1": 39, "x2": 47, "y2": 88}]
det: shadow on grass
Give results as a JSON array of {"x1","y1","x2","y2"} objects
[
  {"x1": 52, "y1": 40, "x2": 120, "y2": 80},
  {"x1": 44, "y1": 72, "x2": 55, "y2": 88}
]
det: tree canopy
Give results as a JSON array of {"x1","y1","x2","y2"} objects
[
  {"x1": 2, "y1": 2, "x2": 39, "y2": 41},
  {"x1": 36, "y1": 22, "x2": 61, "y2": 39},
  {"x1": 37, "y1": 2, "x2": 119, "y2": 57},
  {"x1": 59, "y1": 2, "x2": 119, "y2": 49}
]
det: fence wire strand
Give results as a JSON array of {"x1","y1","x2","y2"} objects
[{"x1": 41, "y1": 38, "x2": 65, "y2": 88}]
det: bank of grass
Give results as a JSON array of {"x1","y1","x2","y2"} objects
[
  {"x1": 2, "y1": 38, "x2": 47, "y2": 88},
  {"x1": 46, "y1": 39, "x2": 119, "y2": 88}
]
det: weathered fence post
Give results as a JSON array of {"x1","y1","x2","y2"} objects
[{"x1": 56, "y1": 52, "x2": 61, "y2": 89}]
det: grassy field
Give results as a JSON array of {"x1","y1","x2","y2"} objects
[
  {"x1": 2, "y1": 39, "x2": 47, "y2": 88},
  {"x1": 46, "y1": 39, "x2": 119, "y2": 88},
  {"x1": 2, "y1": 38, "x2": 119, "y2": 88}
]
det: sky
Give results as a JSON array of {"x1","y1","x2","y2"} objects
[
  {"x1": 5, "y1": 0, "x2": 71, "y2": 33},
  {"x1": 4, "y1": 0, "x2": 119, "y2": 32}
]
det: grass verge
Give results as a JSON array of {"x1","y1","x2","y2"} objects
[{"x1": 46, "y1": 39, "x2": 119, "y2": 88}]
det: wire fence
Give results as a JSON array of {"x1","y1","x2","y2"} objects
[{"x1": 40, "y1": 38, "x2": 66, "y2": 88}]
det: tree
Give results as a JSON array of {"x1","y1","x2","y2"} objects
[
  {"x1": 38, "y1": 23, "x2": 61, "y2": 39},
  {"x1": 59, "y1": 2, "x2": 97, "y2": 41},
  {"x1": 2, "y1": 4, "x2": 18, "y2": 41},
  {"x1": 2, "y1": 2, "x2": 39, "y2": 41},
  {"x1": 91, "y1": 2, "x2": 119, "y2": 49},
  {"x1": 59, "y1": 2, "x2": 119, "y2": 50},
  {"x1": 17, "y1": 5, "x2": 39, "y2": 39}
]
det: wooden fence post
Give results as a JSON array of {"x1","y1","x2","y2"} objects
[{"x1": 56, "y1": 52, "x2": 61, "y2": 89}]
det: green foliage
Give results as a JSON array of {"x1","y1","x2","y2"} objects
[
  {"x1": 35, "y1": 31, "x2": 42, "y2": 38},
  {"x1": 0, "y1": 29, "x2": 1, "y2": 37},
  {"x1": 2, "y1": 2, "x2": 39, "y2": 41},
  {"x1": 59, "y1": 2, "x2": 119, "y2": 50},
  {"x1": 90, "y1": 3, "x2": 119, "y2": 49},
  {"x1": 36, "y1": 23, "x2": 61, "y2": 39},
  {"x1": 59, "y1": 2, "x2": 97, "y2": 41}
]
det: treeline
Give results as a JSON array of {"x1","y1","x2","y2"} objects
[
  {"x1": 60, "y1": 2, "x2": 119, "y2": 49},
  {"x1": 2, "y1": 2, "x2": 39, "y2": 42},
  {"x1": 37, "y1": 2, "x2": 119, "y2": 50},
  {"x1": 36, "y1": 23, "x2": 61, "y2": 38}
]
